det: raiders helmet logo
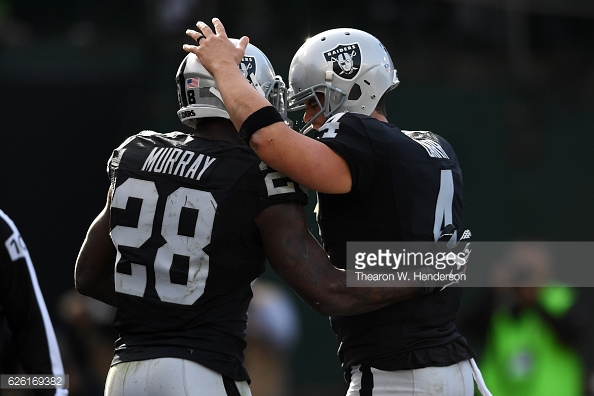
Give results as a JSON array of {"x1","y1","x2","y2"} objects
[
  {"x1": 239, "y1": 56, "x2": 257, "y2": 84},
  {"x1": 324, "y1": 43, "x2": 361, "y2": 80}
]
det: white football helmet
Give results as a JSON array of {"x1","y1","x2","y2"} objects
[
  {"x1": 288, "y1": 28, "x2": 400, "y2": 133},
  {"x1": 176, "y1": 39, "x2": 289, "y2": 128}
]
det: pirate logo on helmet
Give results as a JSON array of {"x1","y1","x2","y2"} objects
[
  {"x1": 324, "y1": 43, "x2": 361, "y2": 80},
  {"x1": 239, "y1": 56, "x2": 257, "y2": 84}
]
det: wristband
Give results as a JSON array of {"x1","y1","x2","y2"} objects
[{"x1": 239, "y1": 106, "x2": 284, "y2": 144}]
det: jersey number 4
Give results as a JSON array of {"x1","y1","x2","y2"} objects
[{"x1": 434, "y1": 169, "x2": 455, "y2": 242}]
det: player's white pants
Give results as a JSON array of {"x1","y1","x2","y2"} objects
[
  {"x1": 104, "y1": 358, "x2": 252, "y2": 396},
  {"x1": 346, "y1": 359, "x2": 486, "y2": 396}
]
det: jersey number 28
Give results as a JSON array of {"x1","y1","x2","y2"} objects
[
  {"x1": 111, "y1": 178, "x2": 215, "y2": 305},
  {"x1": 110, "y1": 169, "x2": 296, "y2": 306}
]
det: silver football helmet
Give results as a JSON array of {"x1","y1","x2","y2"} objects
[
  {"x1": 288, "y1": 28, "x2": 400, "y2": 133},
  {"x1": 176, "y1": 39, "x2": 289, "y2": 128}
]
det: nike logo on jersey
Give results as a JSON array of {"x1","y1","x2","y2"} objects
[{"x1": 141, "y1": 147, "x2": 217, "y2": 180}]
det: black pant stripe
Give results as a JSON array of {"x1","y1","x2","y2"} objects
[
  {"x1": 359, "y1": 364, "x2": 374, "y2": 396},
  {"x1": 222, "y1": 375, "x2": 241, "y2": 396}
]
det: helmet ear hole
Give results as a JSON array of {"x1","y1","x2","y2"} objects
[{"x1": 348, "y1": 83, "x2": 362, "y2": 100}]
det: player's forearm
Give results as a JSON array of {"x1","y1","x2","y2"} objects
[
  {"x1": 324, "y1": 276, "x2": 425, "y2": 317},
  {"x1": 207, "y1": 66, "x2": 290, "y2": 164},
  {"x1": 259, "y1": 203, "x2": 424, "y2": 316},
  {"x1": 284, "y1": 268, "x2": 422, "y2": 317},
  {"x1": 210, "y1": 65, "x2": 270, "y2": 131},
  {"x1": 213, "y1": 68, "x2": 351, "y2": 193},
  {"x1": 208, "y1": 66, "x2": 309, "y2": 185},
  {"x1": 275, "y1": 251, "x2": 424, "y2": 317}
]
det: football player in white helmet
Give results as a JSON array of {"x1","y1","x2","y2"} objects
[
  {"x1": 76, "y1": 37, "x2": 428, "y2": 396},
  {"x1": 177, "y1": 38, "x2": 289, "y2": 127},
  {"x1": 287, "y1": 27, "x2": 399, "y2": 134},
  {"x1": 184, "y1": 18, "x2": 492, "y2": 396}
]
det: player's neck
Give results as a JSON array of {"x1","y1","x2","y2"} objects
[
  {"x1": 369, "y1": 109, "x2": 388, "y2": 123},
  {"x1": 192, "y1": 118, "x2": 243, "y2": 144}
]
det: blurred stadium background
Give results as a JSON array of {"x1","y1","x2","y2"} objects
[{"x1": 1, "y1": 0, "x2": 593, "y2": 395}]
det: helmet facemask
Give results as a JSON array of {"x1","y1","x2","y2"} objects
[
  {"x1": 264, "y1": 76, "x2": 290, "y2": 125},
  {"x1": 288, "y1": 84, "x2": 347, "y2": 134}
]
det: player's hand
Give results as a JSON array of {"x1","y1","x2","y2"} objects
[{"x1": 183, "y1": 18, "x2": 248, "y2": 76}]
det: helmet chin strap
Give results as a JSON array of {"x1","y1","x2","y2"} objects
[
  {"x1": 325, "y1": 61, "x2": 334, "y2": 84},
  {"x1": 322, "y1": 62, "x2": 350, "y2": 117},
  {"x1": 301, "y1": 123, "x2": 315, "y2": 135},
  {"x1": 323, "y1": 61, "x2": 335, "y2": 117}
]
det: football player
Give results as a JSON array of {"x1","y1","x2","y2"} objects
[
  {"x1": 184, "y1": 19, "x2": 492, "y2": 396},
  {"x1": 75, "y1": 42, "x2": 430, "y2": 396},
  {"x1": 0, "y1": 209, "x2": 68, "y2": 396}
]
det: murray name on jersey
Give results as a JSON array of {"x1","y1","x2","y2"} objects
[{"x1": 141, "y1": 146, "x2": 217, "y2": 181}]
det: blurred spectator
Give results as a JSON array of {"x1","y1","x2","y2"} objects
[
  {"x1": 55, "y1": 290, "x2": 116, "y2": 396},
  {"x1": 245, "y1": 279, "x2": 300, "y2": 396},
  {"x1": 459, "y1": 243, "x2": 588, "y2": 395}
]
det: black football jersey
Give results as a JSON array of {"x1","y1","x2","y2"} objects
[
  {"x1": 0, "y1": 210, "x2": 66, "y2": 396},
  {"x1": 313, "y1": 113, "x2": 475, "y2": 372},
  {"x1": 106, "y1": 131, "x2": 307, "y2": 381}
]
